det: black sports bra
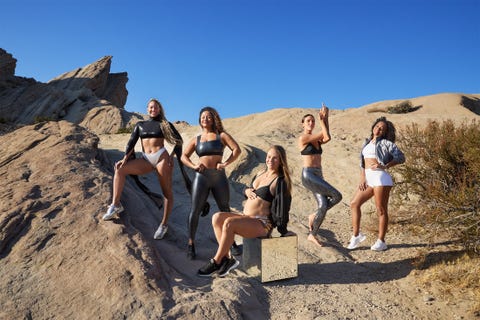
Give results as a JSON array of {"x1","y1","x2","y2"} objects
[
  {"x1": 196, "y1": 134, "x2": 224, "y2": 157},
  {"x1": 301, "y1": 142, "x2": 322, "y2": 155},
  {"x1": 252, "y1": 176, "x2": 278, "y2": 203}
]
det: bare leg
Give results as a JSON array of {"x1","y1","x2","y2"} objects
[
  {"x1": 307, "y1": 232, "x2": 324, "y2": 247},
  {"x1": 212, "y1": 212, "x2": 239, "y2": 245},
  {"x1": 212, "y1": 216, "x2": 267, "y2": 263},
  {"x1": 155, "y1": 154, "x2": 174, "y2": 226},
  {"x1": 350, "y1": 187, "x2": 374, "y2": 236},
  {"x1": 308, "y1": 213, "x2": 315, "y2": 232},
  {"x1": 112, "y1": 158, "x2": 153, "y2": 205},
  {"x1": 373, "y1": 186, "x2": 391, "y2": 242}
]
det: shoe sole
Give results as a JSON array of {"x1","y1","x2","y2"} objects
[
  {"x1": 197, "y1": 271, "x2": 217, "y2": 277},
  {"x1": 347, "y1": 235, "x2": 366, "y2": 250},
  {"x1": 154, "y1": 226, "x2": 168, "y2": 240},
  {"x1": 154, "y1": 232, "x2": 167, "y2": 240},
  {"x1": 219, "y1": 259, "x2": 240, "y2": 277},
  {"x1": 371, "y1": 246, "x2": 387, "y2": 251},
  {"x1": 103, "y1": 208, "x2": 124, "y2": 221}
]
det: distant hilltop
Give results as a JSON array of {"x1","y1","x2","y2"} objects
[
  {"x1": 0, "y1": 48, "x2": 143, "y2": 134},
  {"x1": 1, "y1": 48, "x2": 479, "y2": 135}
]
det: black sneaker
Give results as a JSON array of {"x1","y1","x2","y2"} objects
[
  {"x1": 230, "y1": 242, "x2": 243, "y2": 256},
  {"x1": 218, "y1": 257, "x2": 240, "y2": 277},
  {"x1": 197, "y1": 258, "x2": 224, "y2": 277}
]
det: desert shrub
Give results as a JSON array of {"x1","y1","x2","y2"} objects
[
  {"x1": 33, "y1": 116, "x2": 55, "y2": 123},
  {"x1": 387, "y1": 100, "x2": 421, "y2": 114},
  {"x1": 116, "y1": 125, "x2": 134, "y2": 134},
  {"x1": 394, "y1": 120, "x2": 480, "y2": 253},
  {"x1": 416, "y1": 253, "x2": 480, "y2": 315},
  {"x1": 367, "y1": 100, "x2": 422, "y2": 114}
]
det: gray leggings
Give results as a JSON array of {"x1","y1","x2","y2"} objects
[
  {"x1": 189, "y1": 169, "x2": 230, "y2": 241},
  {"x1": 302, "y1": 167, "x2": 342, "y2": 235}
]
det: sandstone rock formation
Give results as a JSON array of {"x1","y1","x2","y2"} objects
[
  {"x1": 0, "y1": 49, "x2": 141, "y2": 134},
  {"x1": 0, "y1": 121, "x2": 168, "y2": 318}
]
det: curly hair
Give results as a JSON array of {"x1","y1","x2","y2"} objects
[
  {"x1": 198, "y1": 106, "x2": 225, "y2": 133},
  {"x1": 370, "y1": 116, "x2": 396, "y2": 143},
  {"x1": 148, "y1": 98, "x2": 182, "y2": 145}
]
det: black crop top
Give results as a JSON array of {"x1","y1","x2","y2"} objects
[
  {"x1": 125, "y1": 118, "x2": 165, "y2": 154},
  {"x1": 301, "y1": 142, "x2": 322, "y2": 155},
  {"x1": 253, "y1": 176, "x2": 278, "y2": 203},
  {"x1": 195, "y1": 134, "x2": 224, "y2": 157}
]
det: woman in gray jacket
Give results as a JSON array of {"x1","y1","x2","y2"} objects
[{"x1": 347, "y1": 117, "x2": 405, "y2": 251}]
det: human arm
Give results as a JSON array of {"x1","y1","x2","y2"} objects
[
  {"x1": 217, "y1": 132, "x2": 241, "y2": 170},
  {"x1": 116, "y1": 123, "x2": 140, "y2": 170},
  {"x1": 298, "y1": 107, "x2": 331, "y2": 148},
  {"x1": 358, "y1": 168, "x2": 368, "y2": 191},
  {"x1": 371, "y1": 140, "x2": 406, "y2": 170},
  {"x1": 181, "y1": 136, "x2": 206, "y2": 172}
]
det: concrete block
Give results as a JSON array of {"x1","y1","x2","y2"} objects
[{"x1": 242, "y1": 235, "x2": 298, "y2": 283}]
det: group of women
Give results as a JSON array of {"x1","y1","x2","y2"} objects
[{"x1": 103, "y1": 98, "x2": 405, "y2": 278}]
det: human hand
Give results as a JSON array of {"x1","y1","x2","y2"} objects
[
  {"x1": 370, "y1": 163, "x2": 385, "y2": 170},
  {"x1": 319, "y1": 105, "x2": 328, "y2": 120},
  {"x1": 216, "y1": 162, "x2": 226, "y2": 170},
  {"x1": 358, "y1": 181, "x2": 367, "y2": 191},
  {"x1": 115, "y1": 158, "x2": 126, "y2": 171},
  {"x1": 194, "y1": 163, "x2": 205, "y2": 173},
  {"x1": 247, "y1": 188, "x2": 257, "y2": 200}
]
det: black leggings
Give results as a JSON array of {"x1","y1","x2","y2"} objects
[
  {"x1": 302, "y1": 167, "x2": 342, "y2": 235},
  {"x1": 189, "y1": 169, "x2": 230, "y2": 241}
]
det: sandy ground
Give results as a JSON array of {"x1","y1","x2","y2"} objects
[{"x1": 97, "y1": 93, "x2": 479, "y2": 319}]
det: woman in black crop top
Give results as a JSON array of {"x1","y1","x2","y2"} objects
[
  {"x1": 197, "y1": 145, "x2": 294, "y2": 277},
  {"x1": 298, "y1": 104, "x2": 342, "y2": 247},
  {"x1": 181, "y1": 107, "x2": 241, "y2": 259},
  {"x1": 103, "y1": 99, "x2": 183, "y2": 241}
]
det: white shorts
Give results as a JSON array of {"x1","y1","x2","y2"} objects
[{"x1": 365, "y1": 169, "x2": 393, "y2": 187}]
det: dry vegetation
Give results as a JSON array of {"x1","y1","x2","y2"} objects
[{"x1": 390, "y1": 119, "x2": 480, "y2": 316}]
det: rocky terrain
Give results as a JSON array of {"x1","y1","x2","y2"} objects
[{"x1": 1, "y1": 49, "x2": 479, "y2": 319}]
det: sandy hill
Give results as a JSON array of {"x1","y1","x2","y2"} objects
[{"x1": 0, "y1": 93, "x2": 479, "y2": 319}]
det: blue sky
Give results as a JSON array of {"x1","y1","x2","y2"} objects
[{"x1": 2, "y1": 0, "x2": 479, "y2": 124}]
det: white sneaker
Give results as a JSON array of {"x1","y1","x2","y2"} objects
[
  {"x1": 103, "y1": 204, "x2": 124, "y2": 220},
  {"x1": 347, "y1": 233, "x2": 366, "y2": 249},
  {"x1": 154, "y1": 224, "x2": 168, "y2": 240},
  {"x1": 370, "y1": 239, "x2": 388, "y2": 251}
]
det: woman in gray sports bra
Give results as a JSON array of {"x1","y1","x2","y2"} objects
[
  {"x1": 181, "y1": 107, "x2": 241, "y2": 259},
  {"x1": 299, "y1": 104, "x2": 342, "y2": 247}
]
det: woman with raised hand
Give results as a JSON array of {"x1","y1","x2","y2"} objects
[
  {"x1": 347, "y1": 116, "x2": 405, "y2": 251},
  {"x1": 103, "y1": 98, "x2": 182, "y2": 241},
  {"x1": 181, "y1": 107, "x2": 241, "y2": 260},
  {"x1": 197, "y1": 145, "x2": 293, "y2": 277},
  {"x1": 299, "y1": 104, "x2": 342, "y2": 247}
]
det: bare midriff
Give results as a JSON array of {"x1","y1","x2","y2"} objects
[
  {"x1": 142, "y1": 138, "x2": 166, "y2": 154},
  {"x1": 243, "y1": 197, "x2": 271, "y2": 218},
  {"x1": 302, "y1": 154, "x2": 322, "y2": 168},
  {"x1": 199, "y1": 155, "x2": 224, "y2": 169},
  {"x1": 364, "y1": 158, "x2": 380, "y2": 168}
]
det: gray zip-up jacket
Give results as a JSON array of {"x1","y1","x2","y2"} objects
[{"x1": 360, "y1": 137, "x2": 405, "y2": 168}]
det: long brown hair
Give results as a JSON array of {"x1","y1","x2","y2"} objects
[
  {"x1": 198, "y1": 106, "x2": 225, "y2": 134},
  {"x1": 271, "y1": 145, "x2": 292, "y2": 195},
  {"x1": 149, "y1": 98, "x2": 182, "y2": 145}
]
